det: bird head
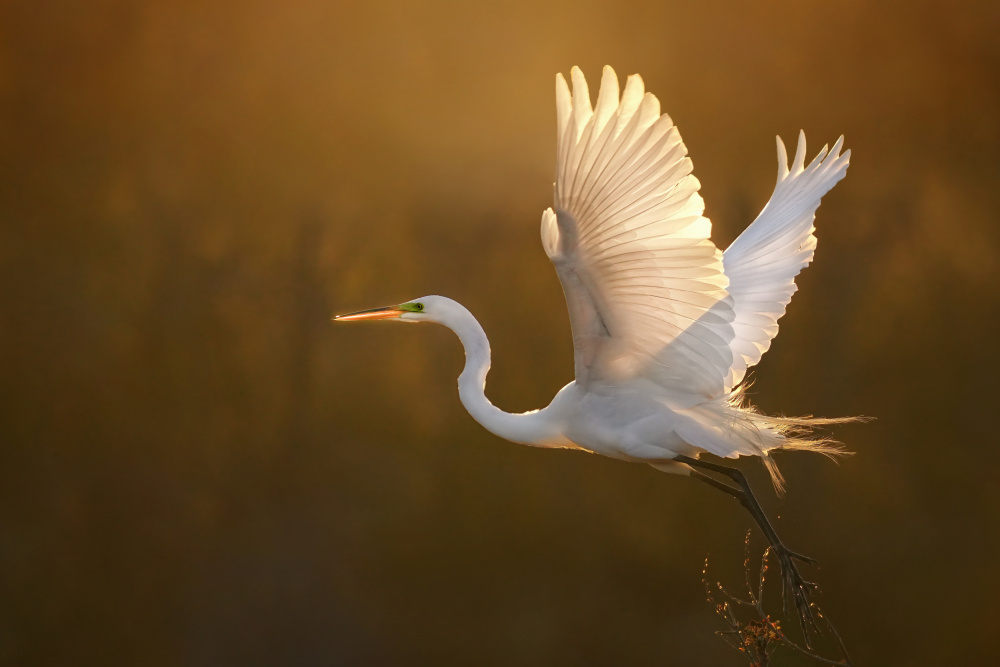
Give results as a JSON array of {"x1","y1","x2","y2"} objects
[{"x1": 333, "y1": 295, "x2": 453, "y2": 325}]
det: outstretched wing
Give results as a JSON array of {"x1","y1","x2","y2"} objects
[
  {"x1": 723, "y1": 131, "x2": 850, "y2": 387},
  {"x1": 541, "y1": 66, "x2": 735, "y2": 404}
]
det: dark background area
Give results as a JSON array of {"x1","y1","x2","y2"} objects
[{"x1": 2, "y1": 1, "x2": 999, "y2": 664}]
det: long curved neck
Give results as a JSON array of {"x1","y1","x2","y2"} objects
[{"x1": 444, "y1": 304, "x2": 559, "y2": 447}]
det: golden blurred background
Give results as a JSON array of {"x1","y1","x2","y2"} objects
[{"x1": 2, "y1": 0, "x2": 999, "y2": 664}]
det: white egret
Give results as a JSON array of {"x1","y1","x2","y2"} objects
[{"x1": 335, "y1": 66, "x2": 855, "y2": 636}]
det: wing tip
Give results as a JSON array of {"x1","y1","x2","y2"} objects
[
  {"x1": 540, "y1": 207, "x2": 560, "y2": 258},
  {"x1": 570, "y1": 67, "x2": 590, "y2": 100},
  {"x1": 793, "y1": 130, "x2": 807, "y2": 172},
  {"x1": 776, "y1": 135, "x2": 790, "y2": 181}
]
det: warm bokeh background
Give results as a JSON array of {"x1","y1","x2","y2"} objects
[{"x1": 2, "y1": 1, "x2": 998, "y2": 664}]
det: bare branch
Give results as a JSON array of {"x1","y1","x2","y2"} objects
[{"x1": 703, "y1": 533, "x2": 853, "y2": 666}]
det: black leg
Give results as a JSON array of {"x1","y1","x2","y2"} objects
[{"x1": 677, "y1": 455, "x2": 820, "y2": 645}]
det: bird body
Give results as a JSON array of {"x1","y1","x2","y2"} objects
[
  {"x1": 405, "y1": 294, "x2": 698, "y2": 462},
  {"x1": 339, "y1": 67, "x2": 850, "y2": 488},
  {"x1": 338, "y1": 66, "x2": 851, "y2": 490},
  {"x1": 336, "y1": 65, "x2": 857, "y2": 637}
]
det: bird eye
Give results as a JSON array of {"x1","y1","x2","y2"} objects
[{"x1": 415, "y1": 303, "x2": 424, "y2": 311}]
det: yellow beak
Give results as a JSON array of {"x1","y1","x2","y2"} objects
[{"x1": 332, "y1": 306, "x2": 405, "y2": 322}]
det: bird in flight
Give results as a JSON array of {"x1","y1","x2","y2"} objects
[{"x1": 336, "y1": 66, "x2": 854, "y2": 637}]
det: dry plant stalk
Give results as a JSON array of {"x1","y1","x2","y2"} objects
[{"x1": 703, "y1": 532, "x2": 853, "y2": 667}]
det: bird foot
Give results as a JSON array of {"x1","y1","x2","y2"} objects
[
  {"x1": 772, "y1": 543, "x2": 821, "y2": 645},
  {"x1": 787, "y1": 548, "x2": 817, "y2": 565}
]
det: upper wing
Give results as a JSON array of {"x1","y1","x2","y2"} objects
[
  {"x1": 722, "y1": 131, "x2": 850, "y2": 387},
  {"x1": 541, "y1": 66, "x2": 735, "y2": 404}
]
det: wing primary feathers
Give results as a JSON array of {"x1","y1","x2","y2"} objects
[
  {"x1": 723, "y1": 130, "x2": 850, "y2": 387},
  {"x1": 547, "y1": 67, "x2": 735, "y2": 401},
  {"x1": 583, "y1": 103, "x2": 677, "y2": 224},
  {"x1": 571, "y1": 67, "x2": 622, "y2": 208},
  {"x1": 540, "y1": 66, "x2": 855, "y2": 494},
  {"x1": 572, "y1": 91, "x2": 659, "y2": 211}
]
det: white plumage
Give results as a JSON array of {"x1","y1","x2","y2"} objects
[
  {"x1": 724, "y1": 131, "x2": 850, "y2": 388},
  {"x1": 547, "y1": 66, "x2": 849, "y2": 402},
  {"x1": 537, "y1": 66, "x2": 851, "y2": 487},
  {"x1": 544, "y1": 66, "x2": 733, "y2": 403},
  {"x1": 337, "y1": 64, "x2": 852, "y2": 483},
  {"x1": 336, "y1": 65, "x2": 856, "y2": 635}
]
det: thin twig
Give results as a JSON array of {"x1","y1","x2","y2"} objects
[{"x1": 703, "y1": 533, "x2": 853, "y2": 666}]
